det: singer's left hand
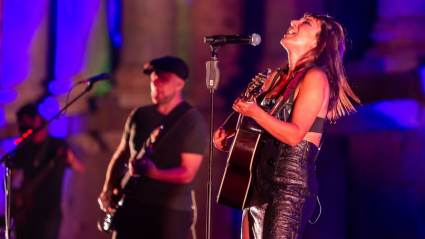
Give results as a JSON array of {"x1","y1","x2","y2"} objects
[{"x1": 232, "y1": 98, "x2": 261, "y2": 119}]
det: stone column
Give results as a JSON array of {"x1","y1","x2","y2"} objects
[
  {"x1": 348, "y1": 0, "x2": 425, "y2": 76},
  {"x1": 114, "y1": 0, "x2": 177, "y2": 109}
]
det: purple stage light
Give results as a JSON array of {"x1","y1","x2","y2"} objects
[
  {"x1": 0, "y1": 90, "x2": 18, "y2": 104},
  {"x1": 48, "y1": 80, "x2": 73, "y2": 95},
  {"x1": 0, "y1": 108, "x2": 6, "y2": 127},
  {"x1": 38, "y1": 96, "x2": 61, "y2": 119},
  {"x1": 420, "y1": 66, "x2": 425, "y2": 94}
]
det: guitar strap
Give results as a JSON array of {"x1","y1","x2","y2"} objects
[
  {"x1": 280, "y1": 69, "x2": 307, "y2": 104},
  {"x1": 22, "y1": 136, "x2": 66, "y2": 195},
  {"x1": 267, "y1": 68, "x2": 285, "y2": 93},
  {"x1": 269, "y1": 69, "x2": 307, "y2": 120},
  {"x1": 133, "y1": 102, "x2": 194, "y2": 158},
  {"x1": 33, "y1": 136, "x2": 51, "y2": 168}
]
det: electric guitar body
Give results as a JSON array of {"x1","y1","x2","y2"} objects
[{"x1": 98, "y1": 125, "x2": 162, "y2": 233}]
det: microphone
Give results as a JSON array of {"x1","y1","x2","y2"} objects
[
  {"x1": 79, "y1": 73, "x2": 110, "y2": 85},
  {"x1": 204, "y1": 33, "x2": 261, "y2": 46}
]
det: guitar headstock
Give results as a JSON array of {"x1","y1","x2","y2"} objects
[{"x1": 242, "y1": 68, "x2": 271, "y2": 102}]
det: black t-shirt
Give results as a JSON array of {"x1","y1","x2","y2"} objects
[
  {"x1": 123, "y1": 102, "x2": 207, "y2": 211},
  {"x1": 13, "y1": 136, "x2": 69, "y2": 213}
]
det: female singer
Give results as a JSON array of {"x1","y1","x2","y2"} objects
[{"x1": 213, "y1": 13, "x2": 360, "y2": 238}]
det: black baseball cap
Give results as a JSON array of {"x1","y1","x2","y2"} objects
[{"x1": 143, "y1": 56, "x2": 189, "y2": 80}]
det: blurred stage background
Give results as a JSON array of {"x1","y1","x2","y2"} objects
[{"x1": 0, "y1": 0, "x2": 424, "y2": 238}]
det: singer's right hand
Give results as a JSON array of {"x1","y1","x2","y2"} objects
[
  {"x1": 213, "y1": 127, "x2": 229, "y2": 152},
  {"x1": 98, "y1": 189, "x2": 112, "y2": 212}
]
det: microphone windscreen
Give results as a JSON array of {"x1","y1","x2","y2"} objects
[
  {"x1": 251, "y1": 33, "x2": 261, "y2": 46},
  {"x1": 101, "y1": 73, "x2": 111, "y2": 79}
]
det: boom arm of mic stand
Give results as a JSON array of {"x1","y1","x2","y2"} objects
[{"x1": 0, "y1": 82, "x2": 95, "y2": 239}]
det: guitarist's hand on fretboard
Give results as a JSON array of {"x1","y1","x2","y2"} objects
[
  {"x1": 216, "y1": 69, "x2": 270, "y2": 210},
  {"x1": 232, "y1": 98, "x2": 262, "y2": 119},
  {"x1": 129, "y1": 156, "x2": 151, "y2": 177}
]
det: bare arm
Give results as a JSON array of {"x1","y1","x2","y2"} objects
[
  {"x1": 213, "y1": 71, "x2": 281, "y2": 151},
  {"x1": 66, "y1": 149, "x2": 85, "y2": 173},
  {"x1": 102, "y1": 136, "x2": 130, "y2": 191},
  {"x1": 233, "y1": 69, "x2": 329, "y2": 146},
  {"x1": 98, "y1": 136, "x2": 130, "y2": 211},
  {"x1": 143, "y1": 152, "x2": 203, "y2": 184}
]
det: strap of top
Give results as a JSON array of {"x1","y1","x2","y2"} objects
[
  {"x1": 309, "y1": 117, "x2": 326, "y2": 133},
  {"x1": 268, "y1": 69, "x2": 327, "y2": 132}
]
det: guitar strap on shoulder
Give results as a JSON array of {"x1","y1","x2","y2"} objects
[
  {"x1": 151, "y1": 102, "x2": 194, "y2": 150},
  {"x1": 22, "y1": 137, "x2": 67, "y2": 195},
  {"x1": 133, "y1": 102, "x2": 194, "y2": 158},
  {"x1": 280, "y1": 69, "x2": 308, "y2": 105},
  {"x1": 33, "y1": 136, "x2": 51, "y2": 168},
  {"x1": 269, "y1": 69, "x2": 307, "y2": 119},
  {"x1": 267, "y1": 68, "x2": 284, "y2": 93}
]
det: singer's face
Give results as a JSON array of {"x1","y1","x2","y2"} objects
[
  {"x1": 280, "y1": 16, "x2": 321, "y2": 53},
  {"x1": 150, "y1": 71, "x2": 184, "y2": 105}
]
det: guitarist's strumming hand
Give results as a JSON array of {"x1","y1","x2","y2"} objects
[
  {"x1": 232, "y1": 98, "x2": 262, "y2": 119},
  {"x1": 98, "y1": 189, "x2": 112, "y2": 212},
  {"x1": 213, "y1": 127, "x2": 230, "y2": 152}
]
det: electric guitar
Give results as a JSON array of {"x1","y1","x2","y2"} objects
[
  {"x1": 98, "y1": 125, "x2": 162, "y2": 233},
  {"x1": 11, "y1": 147, "x2": 67, "y2": 226},
  {"x1": 217, "y1": 69, "x2": 271, "y2": 210}
]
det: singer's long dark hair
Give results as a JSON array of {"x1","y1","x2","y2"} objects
[{"x1": 281, "y1": 13, "x2": 360, "y2": 120}]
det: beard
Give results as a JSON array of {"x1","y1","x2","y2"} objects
[{"x1": 151, "y1": 91, "x2": 175, "y2": 105}]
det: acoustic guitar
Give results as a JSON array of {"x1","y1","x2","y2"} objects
[{"x1": 217, "y1": 69, "x2": 271, "y2": 210}]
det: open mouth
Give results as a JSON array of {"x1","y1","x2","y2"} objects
[{"x1": 287, "y1": 27, "x2": 296, "y2": 35}]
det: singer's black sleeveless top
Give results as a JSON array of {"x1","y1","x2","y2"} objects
[{"x1": 259, "y1": 69, "x2": 326, "y2": 133}]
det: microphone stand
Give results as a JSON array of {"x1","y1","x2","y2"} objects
[
  {"x1": 205, "y1": 44, "x2": 221, "y2": 239},
  {"x1": 0, "y1": 81, "x2": 98, "y2": 239}
]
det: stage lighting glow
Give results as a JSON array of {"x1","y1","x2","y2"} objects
[
  {"x1": 49, "y1": 116, "x2": 69, "y2": 138},
  {"x1": 48, "y1": 80, "x2": 73, "y2": 95},
  {"x1": 420, "y1": 66, "x2": 425, "y2": 94},
  {"x1": 0, "y1": 90, "x2": 18, "y2": 103},
  {"x1": 0, "y1": 108, "x2": 6, "y2": 126},
  {"x1": 1, "y1": 137, "x2": 18, "y2": 152},
  {"x1": 38, "y1": 97, "x2": 69, "y2": 138},
  {"x1": 107, "y1": 0, "x2": 123, "y2": 48},
  {"x1": 55, "y1": 0, "x2": 100, "y2": 82},
  {"x1": 38, "y1": 96, "x2": 61, "y2": 119},
  {"x1": 373, "y1": 100, "x2": 419, "y2": 129}
]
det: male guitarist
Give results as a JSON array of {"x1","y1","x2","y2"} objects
[
  {"x1": 12, "y1": 103, "x2": 85, "y2": 239},
  {"x1": 98, "y1": 56, "x2": 207, "y2": 239}
]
